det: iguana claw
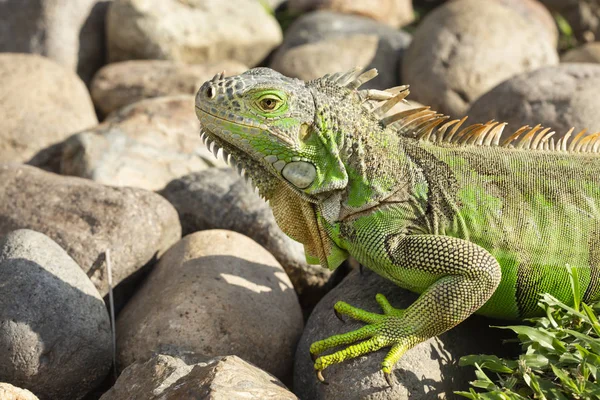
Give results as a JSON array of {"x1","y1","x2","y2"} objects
[
  {"x1": 316, "y1": 370, "x2": 329, "y2": 385},
  {"x1": 384, "y1": 371, "x2": 394, "y2": 387}
]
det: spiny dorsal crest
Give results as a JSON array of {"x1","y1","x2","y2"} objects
[{"x1": 324, "y1": 67, "x2": 600, "y2": 154}]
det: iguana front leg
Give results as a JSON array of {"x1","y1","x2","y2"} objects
[{"x1": 310, "y1": 234, "x2": 502, "y2": 383}]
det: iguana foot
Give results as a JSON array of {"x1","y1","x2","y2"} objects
[{"x1": 310, "y1": 294, "x2": 410, "y2": 385}]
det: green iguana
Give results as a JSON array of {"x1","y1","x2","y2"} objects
[{"x1": 194, "y1": 67, "x2": 600, "y2": 384}]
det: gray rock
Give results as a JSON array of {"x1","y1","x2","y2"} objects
[
  {"x1": 58, "y1": 95, "x2": 224, "y2": 191},
  {"x1": 61, "y1": 131, "x2": 210, "y2": 191},
  {"x1": 90, "y1": 60, "x2": 248, "y2": 116},
  {"x1": 159, "y1": 169, "x2": 330, "y2": 307},
  {"x1": 288, "y1": 0, "x2": 414, "y2": 28},
  {"x1": 467, "y1": 64, "x2": 600, "y2": 139},
  {"x1": 0, "y1": 0, "x2": 110, "y2": 83},
  {"x1": 106, "y1": 0, "x2": 282, "y2": 67},
  {"x1": 294, "y1": 269, "x2": 514, "y2": 400},
  {"x1": 26, "y1": 141, "x2": 67, "y2": 175},
  {"x1": 0, "y1": 54, "x2": 97, "y2": 163},
  {"x1": 116, "y1": 230, "x2": 304, "y2": 383},
  {"x1": 0, "y1": 382, "x2": 39, "y2": 400},
  {"x1": 100, "y1": 354, "x2": 298, "y2": 400},
  {"x1": 562, "y1": 42, "x2": 600, "y2": 63},
  {"x1": 270, "y1": 11, "x2": 412, "y2": 89},
  {"x1": 0, "y1": 229, "x2": 111, "y2": 400},
  {"x1": 0, "y1": 164, "x2": 181, "y2": 296},
  {"x1": 403, "y1": 0, "x2": 558, "y2": 117},
  {"x1": 492, "y1": 0, "x2": 558, "y2": 46},
  {"x1": 30, "y1": 95, "x2": 223, "y2": 179}
]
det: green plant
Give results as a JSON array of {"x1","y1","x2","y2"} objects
[
  {"x1": 457, "y1": 266, "x2": 600, "y2": 399},
  {"x1": 554, "y1": 12, "x2": 578, "y2": 53}
]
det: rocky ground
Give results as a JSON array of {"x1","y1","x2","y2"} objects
[{"x1": 0, "y1": 0, "x2": 599, "y2": 399}]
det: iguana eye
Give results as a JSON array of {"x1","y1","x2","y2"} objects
[{"x1": 258, "y1": 96, "x2": 282, "y2": 112}]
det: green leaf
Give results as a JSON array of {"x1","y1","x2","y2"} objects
[
  {"x1": 558, "y1": 352, "x2": 582, "y2": 365},
  {"x1": 537, "y1": 377, "x2": 570, "y2": 400},
  {"x1": 551, "y1": 364, "x2": 582, "y2": 395},
  {"x1": 520, "y1": 353, "x2": 549, "y2": 368},
  {"x1": 582, "y1": 302, "x2": 600, "y2": 336},
  {"x1": 471, "y1": 380, "x2": 499, "y2": 390},
  {"x1": 582, "y1": 380, "x2": 600, "y2": 396},
  {"x1": 521, "y1": 368, "x2": 549, "y2": 399},
  {"x1": 564, "y1": 329, "x2": 600, "y2": 354},
  {"x1": 455, "y1": 390, "x2": 478, "y2": 400},
  {"x1": 459, "y1": 355, "x2": 515, "y2": 373},
  {"x1": 496, "y1": 325, "x2": 565, "y2": 352},
  {"x1": 472, "y1": 364, "x2": 499, "y2": 388},
  {"x1": 554, "y1": 12, "x2": 573, "y2": 36},
  {"x1": 540, "y1": 294, "x2": 587, "y2": 319},
  {"x1": 545, "y1": 307, "x2": 559, "y2": 328},
  {"x1": 566, "y1": 264, "x2": 581, "y2": 312}
]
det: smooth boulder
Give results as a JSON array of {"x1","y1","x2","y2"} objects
[
  {"x1": 116, "y1": 230, "x2": 304, "y2": 382},
  {"x1": 107, "y1": 0, "x2": 282, "y2": 66},
  {"x1": 288, "y1": 0, "x2": 414, "y2": 28},
  {"x1": 159, "y1": 169, "x2": 331, "y2": 307},
  {"x1": 467, "y1": 64, "x2": 600, "y2": 138},
  {"x1": 0, "y1": 230, "x2": 111, "y2": 400},
  {"x1": 59, "y1": 95, "x2": 224, "y2": 191},
  {"x1": 492, "y1": 0, "x2": 558, "y2": 46},
  {"x1": 0, "y1": 164, "x2": 181, "y2": 296},
  {"x1": 270, "y1": 11, "x2": 412, "y2": 89},
  {"x1": 0, "y1": 0, "x2": 109, "y2": 82},
  {"x1": 90, "y1": 60, "x2": 248, "y2": 116},
  {"x1": 100, "y1": 354, "x2": 298, "y2": 400},
  {"x1": 403, "y1": 0, "x2": 558, "y2": 117},
  {"x1": 562, "y1": 42, "x2": 600, "y2": 63},
  {"x1": 0, "y1": 54, "x2": 97, "y2": 163}
]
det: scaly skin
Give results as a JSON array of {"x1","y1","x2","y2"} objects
[{"x1": 194, "y1": 68, "x2": 600, "y2": 383}]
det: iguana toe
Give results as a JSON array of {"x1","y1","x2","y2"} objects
[{"x1": 310, "y1": 295, "x2": 412, "y2": 380}]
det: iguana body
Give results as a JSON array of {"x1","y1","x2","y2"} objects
[{"x1": 194, "y1": 68, "x2": 600, "y2": 382}]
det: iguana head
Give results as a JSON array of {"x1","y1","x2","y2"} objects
[
  {"x1": 194, "y1": 67, "x2": 363, "y2": 202},
  {"x1": 194, "y1": 67, "x2": 405, "y2": 268}
]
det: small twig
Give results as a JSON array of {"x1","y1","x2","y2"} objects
[{"x1": 105, "y1": 249, "x2": 117, "y2": 381}]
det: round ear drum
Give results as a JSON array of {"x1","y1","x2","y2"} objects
[{"x1": 282, "y1": 161, "x2": 316, "y2": 189}]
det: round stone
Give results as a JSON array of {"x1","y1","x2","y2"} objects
[{"x1": 402, "y1": 0, "x2": 558, "y2": 117}]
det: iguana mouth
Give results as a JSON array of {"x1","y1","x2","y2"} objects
[
  {"x1": 197, "y1": 106, "x2": 320, "y2": 197},
  {"x1": 195, "y1": 108, "x2": 259, "y2": 185},
  {"x1": 199, "y1": 127, "x2": 256, "y2": 185}
]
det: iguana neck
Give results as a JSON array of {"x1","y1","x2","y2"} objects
[
  {"x1": 307, "y1": 88, "x2": 421, "y2": 222},
  {"x1": 335, "y1": 124, "x2": 424, "y2": 221}
]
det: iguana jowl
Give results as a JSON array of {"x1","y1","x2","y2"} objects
[{"x1": 194, "y1": 67, "x2": 600, "y2": 383}]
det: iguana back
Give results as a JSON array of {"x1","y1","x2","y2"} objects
[{"x1": 410, "y1": 141, "x2": 600, "y2": 318}]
